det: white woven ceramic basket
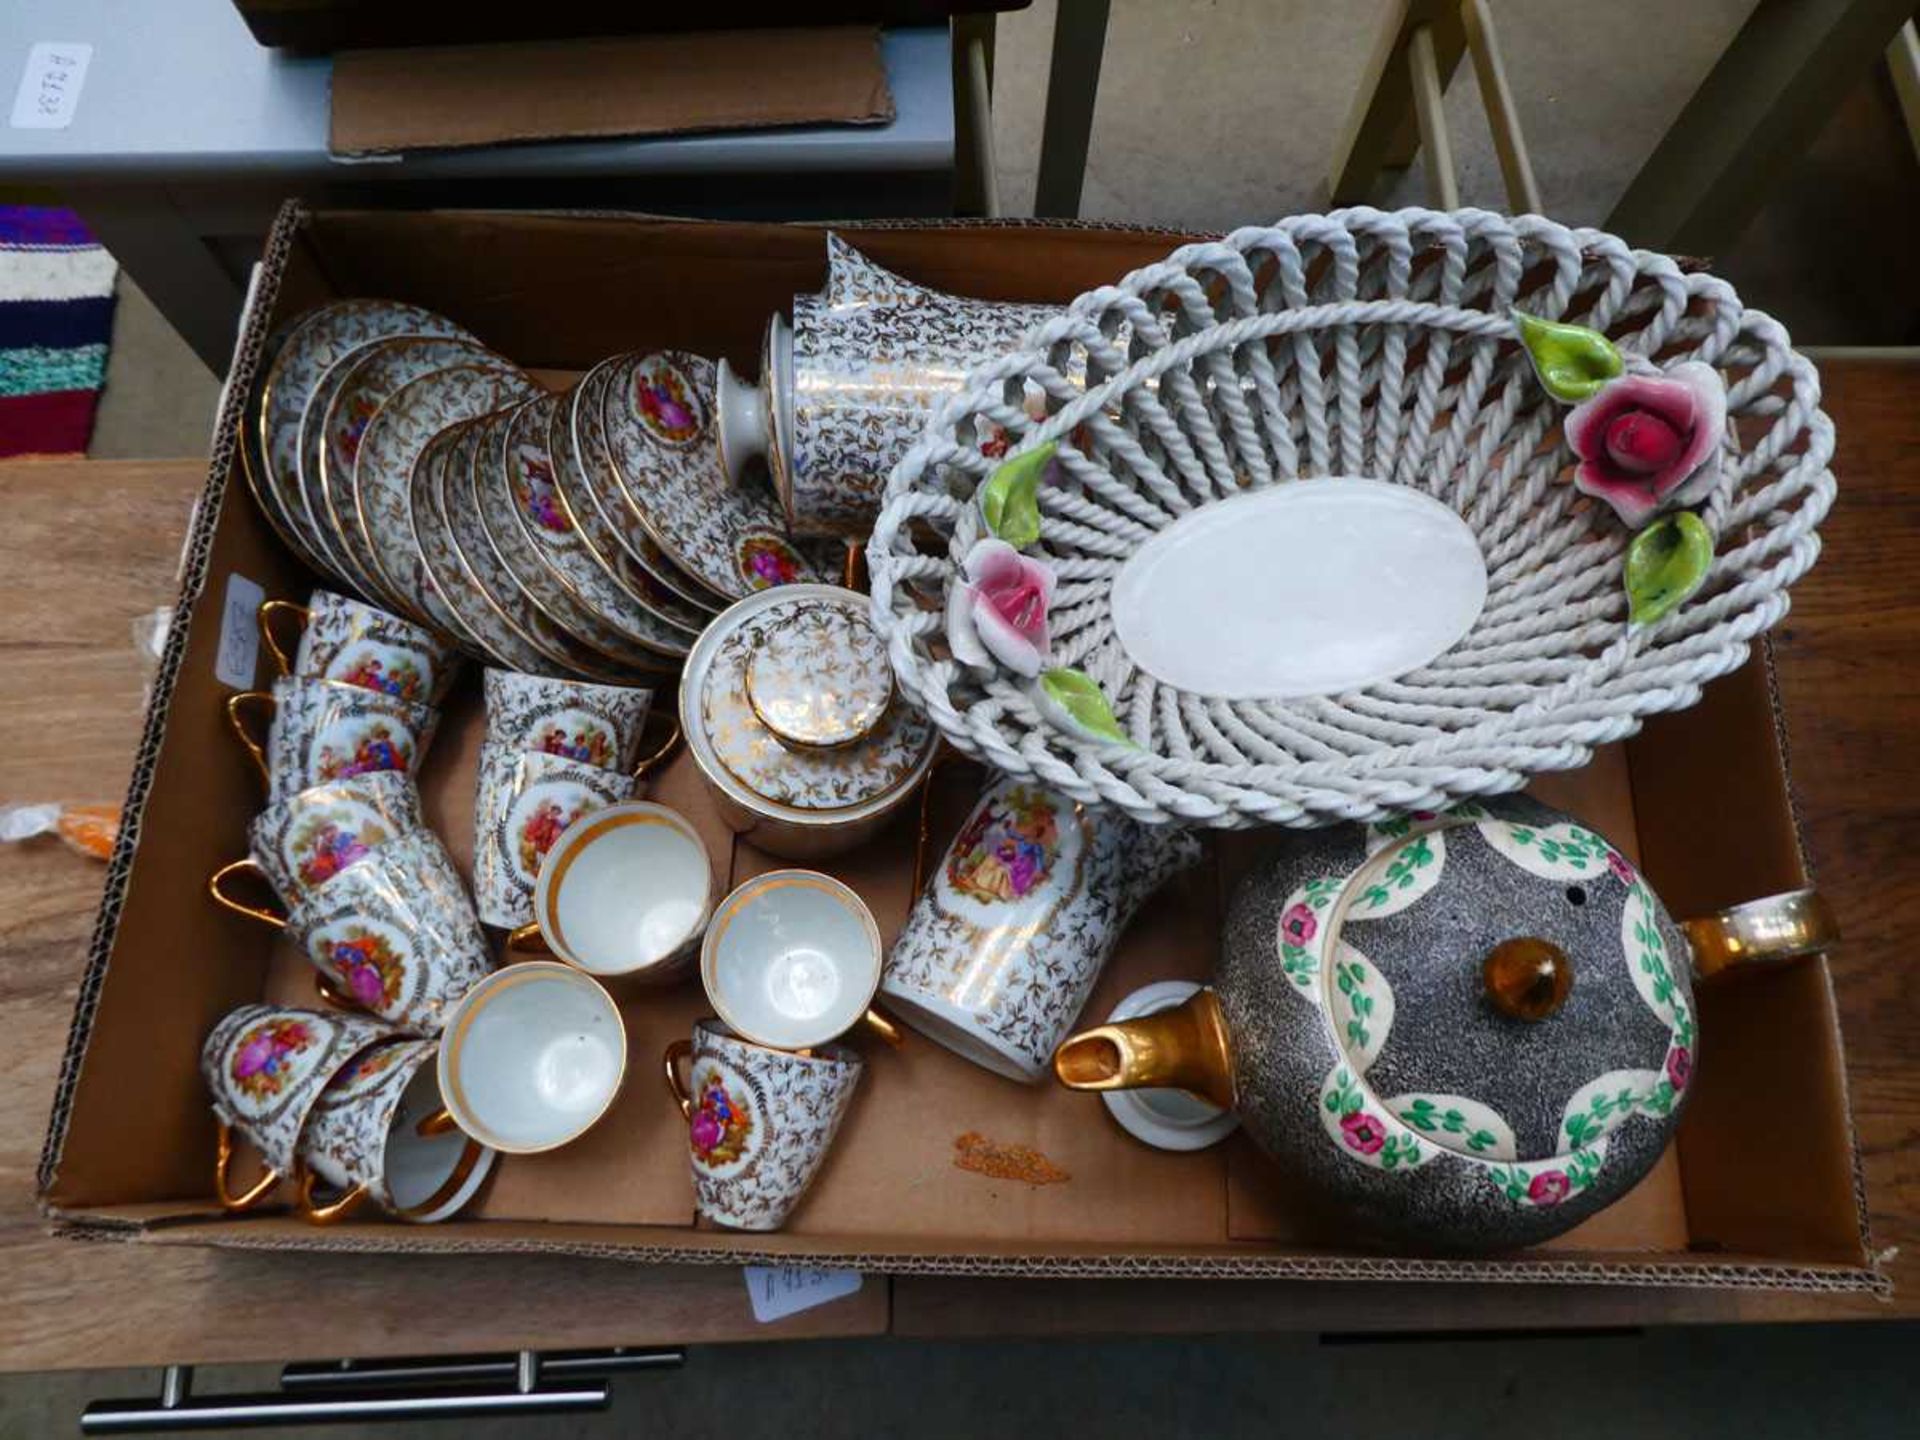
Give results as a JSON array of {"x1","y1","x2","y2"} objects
[{"x1": 867, "y1": 207, "x2": 1835, "y2": 829}]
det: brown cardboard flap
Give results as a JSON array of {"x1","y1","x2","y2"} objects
[{"x1": 329, "y1": 29, "x2": 893, "y2": 157}]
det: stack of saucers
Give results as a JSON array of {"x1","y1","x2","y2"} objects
[{"x1": 239, "y1": 299, "x2": 843, "y2": 682}]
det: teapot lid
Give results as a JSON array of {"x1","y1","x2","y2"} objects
[{"x1": 1289, "y1": 803, "x2": 1696, "y2": 1181}]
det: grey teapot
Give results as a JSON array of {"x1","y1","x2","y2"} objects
[{"x1": 1054, "y1": 795, "x2": 1834, "y2": 1251}]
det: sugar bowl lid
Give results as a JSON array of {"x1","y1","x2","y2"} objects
[
  {"x1": 682, "y1": 584, "x2": 936, "y2": 818},
  {"x1": 745, "y1": 599, "x2": 895, "y2": 749}
]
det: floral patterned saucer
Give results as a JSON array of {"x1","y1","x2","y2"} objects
[
  {"x1": 549, "y1": 365, "x2": 711, "y2": 635},
  {"x1": 569, "y1": 360, "x2": 726, "y2": 615},
  {"x1": 354, "y1": 363, "x2": 536, "y2": 617},
  {"x1": 309, "y1": 334, "x2": 504, "y2": 598},
  {"x1": 441, "y1": 405, "x2": 639, "y2": 682},
  {"x1": 598, "y1": 351, "x2": 820, "y2": 602},
  {"x1": 255, "y1": 300, "x2": 476, "y2": 579},
  {"x1": 409, "y1": 417, "x2": 555, "y2": 673},
  {"x1": 479, "y1": 395, "x2": 690, "y2": 667}
]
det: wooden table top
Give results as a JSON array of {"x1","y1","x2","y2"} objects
[{"x1": 1, "y1": 356, "x2": 1912, "y2": 1367}]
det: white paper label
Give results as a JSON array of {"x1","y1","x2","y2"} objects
[
  {"x1": 742, "y1": 1266, "x2": 862, "y2": 1323},
  {"x1": 215, "y1": 573, "x2": 265, "y2": 690},
  {"x1": 10, "y1": 43, "x2": 91, "y2": 130}
]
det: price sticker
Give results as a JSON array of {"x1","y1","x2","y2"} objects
[
  {"x1": 11, "y1": 43, "x2": 92, "y2": 131},
  {"x1": 742, "y1": 1266, "x2": 863, "y2": 1323}
]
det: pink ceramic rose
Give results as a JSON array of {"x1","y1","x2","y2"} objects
[
  {"x1": 944, "y1": 538, "x2": 1055, "y2": 677},
  {"x1": 1566, "y1": 361, "x2": 1725, "y2": 527}
]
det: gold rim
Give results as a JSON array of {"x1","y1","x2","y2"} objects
[
  {"x1": 742, "y1": 601, "x2": 895, "y2": 751},
  {"x1": 690, "y1": 1015, "x2": 862, "y2": 1069},
  {"x1": 480, "y1": 396, "x2": 687, "y2": 666},
  {"x1": 352, "y1": 363, "x2": 518, "y2": 621},
  {"x1": 254, "y1": 305, "x2": 350, "y2": 567},
  {"x1": 596, "y1": 353, "x2": 750, "y2": 606},
  {"x1": 418, "y1": 411, "x2": 575, "y2": 671},
  {"x1": 441, "y1": 404, "x2": 637, "y2": 679},
  {"x1": 405, "y1": 417, "x2": 511, "y2": 656},
  {"x1": 570, "y1": 359, "x2": 723, "y2": 615},
  {"x1": 763, "y1": 314, "x2": 800, "y2": 536},
  {"x1": 550, "y1": 365, "x2": 711, "y2": 633},
  {"x1": 539, "y1": 803, "x2": 711, "y2": 974},
  {"x1": 440, "y1": 962, "x2": 628, "y2": 1155},
  {"x1": 680, "y1": 589, "x2": 936, "y2": 825},
  {"x1": 700, "y1": 869, "x2": 882, "y2": 1042},
  {"x1": 319, "y1": 336, "x2": 507, "y2": 605}
]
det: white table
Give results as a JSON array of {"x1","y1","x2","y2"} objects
[{"x1": 1, "y1": 1, "x2": 955, "y2": 371}]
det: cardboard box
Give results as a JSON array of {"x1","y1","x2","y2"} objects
[
  {"x1": 37, "y1": 205, "x2": 1883, "y2": 1291},
  {"x1": 329, "y1": 30, "x2": 894, "y2": 157}
]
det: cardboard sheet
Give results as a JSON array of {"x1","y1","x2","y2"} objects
[{"x1": 329, "y1": 29, "x2": 893, "y2": 156}]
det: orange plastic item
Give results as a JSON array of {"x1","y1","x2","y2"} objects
[{"x1": 56, "y1": 804, "x2": 120, "y2": 859}]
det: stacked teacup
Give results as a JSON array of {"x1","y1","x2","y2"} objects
[
  {"x1": 491, "y1": 785, "x2": 883, "y2": 1229},
  {"x1": 469, "y1": 669, "x2": 661, "y2": 931},
  {"x1": 665, "y1": 870, "x2": 888, "y2": 1230},
  {"x1": 204, "y1": 589, "x2": 498, "y2": 1224}
]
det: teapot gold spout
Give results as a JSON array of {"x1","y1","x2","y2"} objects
[{"x1": 1053, "y1": 988, "x2": 1236, "y2": 1111}]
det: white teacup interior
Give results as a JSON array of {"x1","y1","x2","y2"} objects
[
  {"x1": 544, "y1": 806, "x2": 709, "y2": 976},
  {"x1": 443, "y1": 967, "x2": 625, "y2": 1153},
  {"x1": 707, "y1": 874, "x2": 880, "y2": 1049}
]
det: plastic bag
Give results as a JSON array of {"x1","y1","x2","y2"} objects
[{"x1": 0, "y1": 802, "x2": 119, "y2": 860}]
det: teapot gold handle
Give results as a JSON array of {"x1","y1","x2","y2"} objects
[{"x1": 1685, "y1": 888, "x2": 1837, "y2": 981}]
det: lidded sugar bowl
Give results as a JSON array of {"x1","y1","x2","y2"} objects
[
  {"x1": 1055, "y1": 795, "x2": 1836, "y2": 1251},
  {"x1": 680, "y1": 583, "x2": 937, "y2": 859}
]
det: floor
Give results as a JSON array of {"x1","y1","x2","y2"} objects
[{"x1": 10, "y1": 0, "x2": 1918, "y2": 1433}]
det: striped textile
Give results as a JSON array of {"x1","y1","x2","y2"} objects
[{"x1": 0, "y1": 205, "x2": 117, "y2": 458}]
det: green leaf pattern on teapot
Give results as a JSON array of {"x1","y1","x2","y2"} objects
[{"x1": 1296, "y1": 804, "x2": 1698, "y2": 1204}]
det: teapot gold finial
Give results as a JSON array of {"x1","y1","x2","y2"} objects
[
  {"x1": 1053, "y1": 989, "x2": 1236, "y2": 1111},
  {"x1": 1482, "y1": 937, "x2": 1574, "y2": 1022}
]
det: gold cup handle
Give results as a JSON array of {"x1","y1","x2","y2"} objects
[
  {"x1": 257, "y1": 599, "x2": 310, "y2": 679},
  {"x1": 505, "y1": 921, "x2": 551, "y2": 956},
  {"x1": 207, "y1": 858, "x2": 287, "y2": 929},
  {"x1": 214, "y1": 1118, "x2": 281, "y2": 1213},
  {"x1": 631, "y1": 718, "x2": 683, "y2": 784},
  {"x1": 415, "y1": 1107, "x2": 459, "y2": 1139},
  {"x1": 1685, "y1": 888, "x2": 1838, "y2": 981},
  {"x1": 224, "y1": 691, "x2": 275, "y2": 790},
  {"x1": 296, "y1": 1162, "x2": 368, "y2": 1225},
  {"x1": 663, "y1": 1039, "x2": 694, "y2": 1121},
  {"x1": 861, "y1": 1006, "x2": 906, "y2": 1049},
  {"x1": 313, "y1": 972, "x2": 358, "y2": 1011}
]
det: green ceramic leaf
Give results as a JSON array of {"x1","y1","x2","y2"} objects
[
  {"x1": 1038, "y1": 667, "x2": 1129, "y2": 746},
  {"x1": 1625, "y1": 511, "x2": 1713, "y2": 625},
  {"x1": 979, "y1": 442, "x2": 1055, "y2": 547},
  {"x1": 1513, "y1": 310, "x2": 1624, "y2": 403}
]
